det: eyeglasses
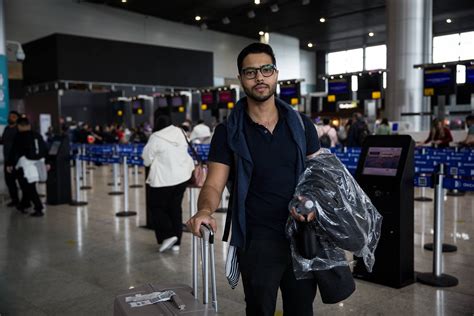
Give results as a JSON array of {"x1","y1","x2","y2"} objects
[{"x1": 241, "y1": 64, "x2": 277, "y2": 80}]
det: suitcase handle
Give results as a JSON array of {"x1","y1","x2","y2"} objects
[{"x1": 194, "y1": 224, "x2": 218, "y2": 312}]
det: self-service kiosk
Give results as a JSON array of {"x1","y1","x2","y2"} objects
[
  {"x1": 46, "y1": 136, "x2": 72, "y2": 205},
  {"x1": 153, "y1": 94, "x2": 171, "y2": 121},
  {"x1": 216, "y1": 86, "x2": 237, "y2": 122},
  {"x1": 169, "y1": 93, "x2": 188, "y2": 125},
  {"x1": 353, "y1": 135, "x2": 415, "y2": 288},
  {"x1": 199, "y1": 89, "x2": 216, "y2": 126}
]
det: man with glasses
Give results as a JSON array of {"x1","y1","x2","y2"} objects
[{"x1": 187, "y1": 43, "x2": 355, "y2": 315}]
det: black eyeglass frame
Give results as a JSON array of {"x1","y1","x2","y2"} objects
[{"x1": 240, "y1": 64, "x2": 277, "y2": 79}]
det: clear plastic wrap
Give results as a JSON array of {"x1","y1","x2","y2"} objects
[{"x1": 286, "y1": 149, "x2": 382, "y2": 279}]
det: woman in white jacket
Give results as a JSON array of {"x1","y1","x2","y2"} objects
[{"x1": 142, "y1": 115, "x2": 195, "y2": 252}]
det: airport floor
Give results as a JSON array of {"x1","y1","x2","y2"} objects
[{"x1": 0, "y1": 165, "x2": 473, "y2": 316}]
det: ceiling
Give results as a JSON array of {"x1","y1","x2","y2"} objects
[{"x1": 85, "y1": 0, "x2": 474, "y2": 52}]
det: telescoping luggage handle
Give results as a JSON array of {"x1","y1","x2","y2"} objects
[{"x1": 194, "y1": 224, "x2": 218, "y2": 312}]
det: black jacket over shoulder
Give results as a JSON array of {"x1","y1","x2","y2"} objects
[{"x1": 7, "y1": 131, "x2": 48, "y2": 167}]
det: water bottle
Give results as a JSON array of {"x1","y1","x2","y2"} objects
[{"x1": 295, "y1": 200, "x2": 318, "y2": 260}]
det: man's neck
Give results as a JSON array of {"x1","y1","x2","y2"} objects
[{"x1": 246, "y1": 96, "x2": 278, "y2": 122}]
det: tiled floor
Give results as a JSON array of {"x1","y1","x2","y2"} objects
[{"x1": 0, "y1": 165, "x2": 473, "y2": 315}]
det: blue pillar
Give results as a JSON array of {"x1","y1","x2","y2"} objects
[{"x1": 0, "y1": 0, "x2": 9, "y2": 125}]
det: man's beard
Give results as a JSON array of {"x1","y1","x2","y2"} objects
[{"x1": 242, "y1": 82, "x2": 277, "y2": 103}]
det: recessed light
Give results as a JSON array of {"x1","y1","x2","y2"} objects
[
  {"x1": 368, "y1": 32, "x2": 374, "y2": 37},
  {"x1": 319, "y1": 17, "x2": 326, "y2": 23},
  {"x1": 339, "y1": 75, "x2": 343, "y2": 78},
  {"x1": 121, "y1": 0, "x2": 126, "y2": 2},
  {"x1": 330, "y1": 76, "x2": 334, "y2": 79},
  {"x1": 307, "y1": 42, "x2": 313, "y2": 48},
  {"x1": 255, "y1": 0, "x2": 260, "y2": 4},
  {"x1": 195, "y1": 16, "x2": 201, "y2": 21},
  {"x1": 446, "y1": 18, "x2": 452, "y2": 23},
  {"x1": 247, "y1": 10, "x2": 256, "y2": 18},
  {"x1": 259, "y1": 31, "x2": 265, "y2": 36}
]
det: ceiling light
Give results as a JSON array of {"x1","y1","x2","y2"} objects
[
  {"x1": 302, "y1": 0, "x2": 310, "y2": 5},
  {"x1": 270, "y1": 4, "x2": 279, "y2": 13},
  {"x1": 121, "y1": 0, "x2": 126, "y2": 2},
  {"x1": 259, "y1": 31, "x2": 265, "y2": 36},
  {"x1": 222, "y1": 17, "x2": 230, "y2": 24},
  {"x1": 319, "y1": 17, "x2": 326, "y2": 23},
  {"x1": 247, "y1": 10, "x2": 256, "y2": 18},
  {"x1": 446, "y1": 18, "x2": 452, "y2": 23},
  {"x1": 307, "y1": 42, "x2": 313, "y2": 48},
  {"x1": 254, "y1": 0, "x2": 260, "y2": 4},
  {"x1": 195, "y1": 16, "x2": 201, "y2": 21},
  {"x1": 368, "y1": 32, "x2": 374, "y2": 37}
]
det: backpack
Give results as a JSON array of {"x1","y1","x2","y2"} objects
[{"x1": 26, "y1": 132, "x2": 48, "y2": 160}]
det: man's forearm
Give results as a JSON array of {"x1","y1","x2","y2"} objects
[{"x1": 197, "y1": 185, "x2": 222, "y2": 214}]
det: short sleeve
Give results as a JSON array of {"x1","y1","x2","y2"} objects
[
  {"x1": 301, "y1": 114, "x2": 320, "y2": 155},
  {"x1": 208, "y1": 124, "x2": 233, "y2": 166}
]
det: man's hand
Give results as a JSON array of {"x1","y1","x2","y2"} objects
[
  {"x1": 290, "y1": 207, "x2": 316, "y2": 222},
  {"x1": 186, "y1": 210, "x2": 217, "y2": 238},
  {"x1": 6, "y1": 166, "x2": 13, "y2": 173},
  {"x1": 46, "y1": 164, "x2": 51, "y2": 171}
]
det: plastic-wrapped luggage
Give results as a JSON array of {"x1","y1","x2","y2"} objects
[{"x1": 287, "y1": 149, "x2": 382, "y2": 279}]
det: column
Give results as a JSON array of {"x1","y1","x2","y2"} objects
[{"x1": 386, "y1": 0, "x2": 432, "y2": 131}]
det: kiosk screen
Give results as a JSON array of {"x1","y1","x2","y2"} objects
[
  {"x1": 49, "y1": 141, "x2": 61, "y2": 156},
  {"x1": 201, "y1": 92, "x2": 214, "y2": 105},
  {"x1": 171, "y1": 96, "x2": 183, "y2": 107},
  {"x1": 362, "y1": 147, "x2": 402, "y2": 176},
  {"x1": 156, "y1": 97, "x2": 168, "y2": 108},
  {"x1": 218, "y1": 90, "x2": 233, "y2": 103}
]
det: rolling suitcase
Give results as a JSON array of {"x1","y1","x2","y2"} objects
[{"x1": 113, "y1": 225, "x2": 218, "y2": 315}]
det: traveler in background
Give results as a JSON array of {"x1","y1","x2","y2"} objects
[
  {"x1": 375, "y1": 118, "x2": 391, "y2": 135},
  {"x1": 420, "y1": 118, "x2": 453, "y2": 148},
  {"x1": 190, "y1": 120, "x2": 212, "y2": 144},
  {"x1": 317, "y1": 118, "x2": 338, "y2": 148},
  {"x1": 459, "y1": 115, "x2": 474, "y2": 147},
  {"x1": 6, "y1": 118, "x2": 48, "y2": 217},
  {"x1": 347, "y1": 113, "x2": 370, "y2": 147},
  {"x1": 1, "y1": 111, "x2": 20, "y2": 207},
  {"x1": 337, "y1": 119, "x2": 351, "y2": 146},
  {"x1": 142, "y1": 115, "x2": 194, "y2": 252},
  {"x1": 187, "y1": 42, "x2": 354, "y2": 316}
]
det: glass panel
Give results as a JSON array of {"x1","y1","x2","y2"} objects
[
  {"x1": 433, "y1": 33, "x2": 460, "y2": 63},
  {"x1": 346, "y1": 48, "x2": 363, "y2": 72},
  {"x1": 365, "y1": 45, "x2": 387, "y2": 70}
]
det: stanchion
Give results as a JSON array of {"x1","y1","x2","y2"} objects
[
  {"x1": 70, "y1": 155, "x2": 88, "y2": 206},
  {"x1": 81, "y1": 145, "x2": 92, "y2": 190},
  {"x1": 190, "y1": 187, "x2": 199, "y2": 299},
  {"x1": 109, "y1": 151, "x2": 123, "y2": 195},
  {"x1": 108, "y1": 145, "x2": 120, "y2": 186},
  {"x1": 417, "y1": 164, "x2": 458, "y2": 287},
  {"x1": 129, "y1": 165, "x2": 143, "y2": 188},
  {"x1": 116, "y1": 156, "x2": 137, "y2": 217}
]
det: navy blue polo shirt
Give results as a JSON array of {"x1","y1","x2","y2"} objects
[{"x1": 208, "y1": 106, "x2": 319, "y2": 241}]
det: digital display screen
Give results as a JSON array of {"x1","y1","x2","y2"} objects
[
  {"x1": 155, "y1": 97, "x2": 168, "y2": 108},
  {"x1": 424, "y1": 68, "x2": 453, "y2": 87},
  {"x1": 218, "y1": 90, "x2": 233, "y2": 103},
  {"x1": 171, "y1": 96, "x2": 183, "y2": 107},
  {"x1": 49, "y1": 141, "x2": 61, "y2": 156},
  {"x1": 358, "y1": 73, "x2": 382, "y2": 91},
  {"x1": 466, "y1": 65, "x2": 474, "y2": 84},
  {"x1": 201, "y1": 92, "x2": 214, "y2": 105},
  {"x1": 328, "y1": 78, "x2": 349, "y2": 94},
  {"x1": 280, "y1": 85, "x2": 298, "y2": 97},
  {"x1": 362, "y1": 147, "x2": 402, "y2": 176}
]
